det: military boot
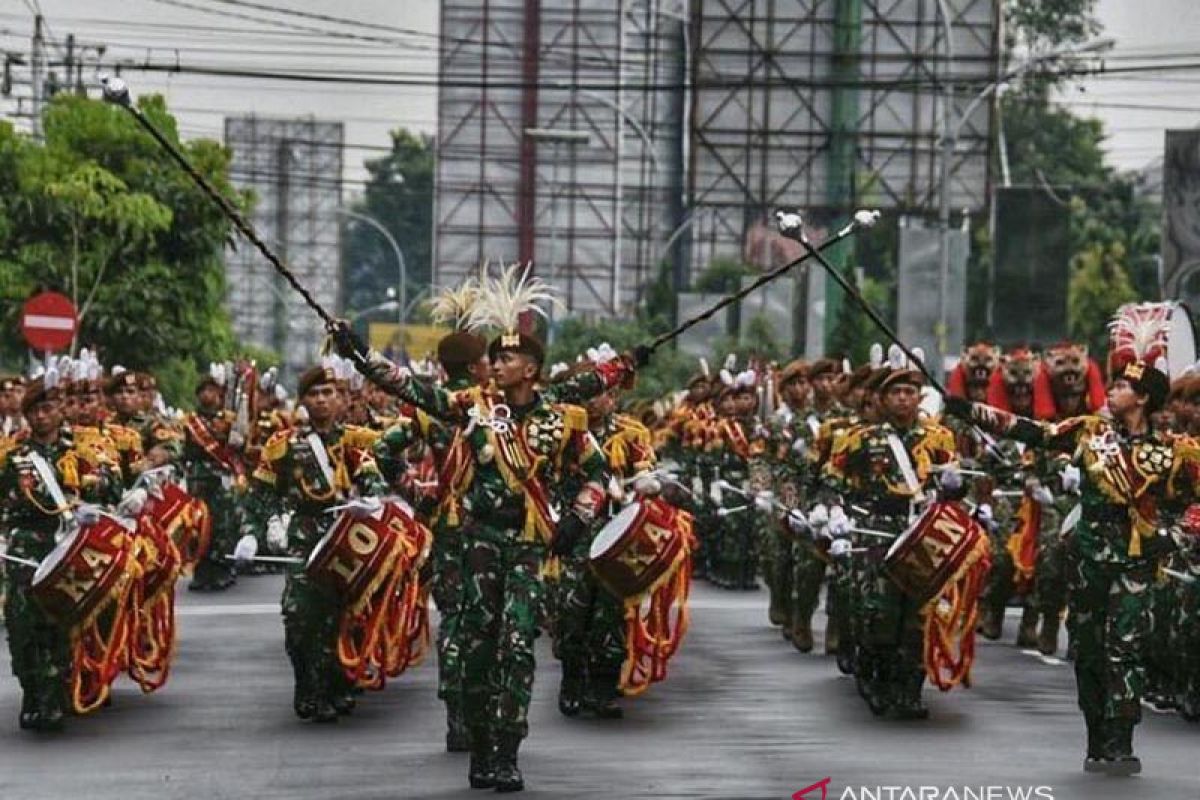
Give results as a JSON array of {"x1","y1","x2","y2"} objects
[
  {"x1": 583, "y1": 672, "x2": 624, "y2": 719},
  {"x1": 36, "y1": 680, "x2": 65, "y2": 732},
  {"x1": 558, "y1": 660, "x2": 584, "y2": 718},
  {"x1": 824, "y1": 614, "x2": 840, "y2": 655},
  {"x1": 1098, "y1": 719, "x2": 1141, "y2": 776},
  {"x1": 17, "y1": 679, "x2": 37, "y2": 730},
  {"x1": 1015, "y1": 605, "x2": 1039, "y2": 648},
  {"x1": 493, "y1": 731, "x2": 525, "y2": 792},
  {"x1": 1037, "y1": 612, "x2": 1061, "y2": 656},
  {"x1": 977, "y1": 605, "x2": 1004, "y2": 641},
  {"x1": 467, "y1": 725, "x2": 496, "y2": 789},
  {"x1": 291, "y1": 654, "x2": 316, "y2": 720},
  {"x1": 1083, "y1": 714, "x2": 1107, "y2": 772},
  {"x1": 445, "y1": 696, "x2": 469, "y2": 752},
  {"x1": 888, "y1": 671, "x2": 929, "y2": 720},
  {"x1": 790, "y1": 617, "x2": 814, "y2": 653}
]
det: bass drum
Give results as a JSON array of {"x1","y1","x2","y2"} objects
[
  {"x1": 32, "y1": 517, "x2": 136, "y2": 625},
  {"x1": 589, "y1": 497, "x2": 693, "y2": 600},
  {"x1": 306, "y1": 500, "x2": 425, "y2": 610},
  {"x1": 883, "y1": 502, "x2": 990, "y2": 604}
]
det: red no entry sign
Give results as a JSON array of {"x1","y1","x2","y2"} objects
[{"x1": 21, "y1": 291, "x2": 78, "y2": 352}]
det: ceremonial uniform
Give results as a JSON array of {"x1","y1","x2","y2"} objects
[
  {"x1": 182, "y1": 405, "x2": 244, "y2": 591},
  {"x1": 705, "y1": 404, "x2": 767, "y2": 589},
  {"x1": 824, "y1": 388, "x2": 958, "y2": 718},
  {"x1": 241, "y1": 369, "x2": 385, "y2": 722}
]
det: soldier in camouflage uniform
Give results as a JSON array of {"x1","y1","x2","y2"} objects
[
  {"x1": 375, "y1": 322, "x2": 491, "y2": 752},
  {"x1": 661, "y1": 371, "x2": 715, "y2": 579},
  {"x1": 946, "y1": 357, "x2": 1200, "y2": 774},
  {"x1": 1, "y1": 377, "x2": 121, "y2": 731},
  {"x1": 182, "y1": 374, "x2": 245, "y2": 591},
  {"x1": 823, "y1": 360, "x2": 960, "y2": 719},
  {"x1": 106, "y1": 371, "x2": 182, "y2": 471},
  {"x1": 241, "y1": 365, "x2": 386, "y2": 723},
  {"x1": 334, "y1": 289, "x2": 641, "y2": 792},
  {"x1": 551, "y1": 369, "x2": 658, "y2": 720}
]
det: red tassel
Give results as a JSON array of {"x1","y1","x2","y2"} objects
[
  {"x1": 1032, "y1": 363, "x2": 1058, "y2": 420},
  {"x1": 946, "y1": 364, "x2": 969, "y2": 399},
  {"x1": 985, "y1": 369, "x2": 1010, "y2": 411},
  {"x1": 1085, "y1": 358, "x2": 1107, "y2": 412}
]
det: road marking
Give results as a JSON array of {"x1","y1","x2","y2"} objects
[
  {"x1": 1019, "y1": 648, "x2": 1065, "y2": 667},
  {"x1": 178, "y1": 603, "x2": 278, "y2": 617}
]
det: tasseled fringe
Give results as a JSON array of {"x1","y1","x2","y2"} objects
[
  {"x1": 922, "y1": 535, "x2": 992, "y2": 692},
  {"x1": 1005, "y1": 495, "x2": 1041, "y2": 595}
]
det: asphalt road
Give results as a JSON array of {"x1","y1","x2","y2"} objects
[{"x1": 0, "y1": 575, "x2": 1195, "y2": 800}]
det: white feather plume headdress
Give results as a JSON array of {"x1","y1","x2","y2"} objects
[
  {"x1": 429, "y1": 276, "x2": 482, "y2": 332},
  {"x1": 1108, "y1": 302, "x2": 1172, "y2": 377},
  {"x1": 466, "y1": 262, "x2": 561, "y2": 336}
]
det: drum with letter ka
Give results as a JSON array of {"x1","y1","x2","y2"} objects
[
  {"x1": 32, "y1": 516, "x2": 136, "y2": 624},
  {"x1": 589, "y1": 496, "x2": 693, "y2": 599},
  {"x1": 883, "y1": 502, "x2": 990, "y2": 604}
]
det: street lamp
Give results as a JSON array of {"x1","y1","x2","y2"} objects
[
  {"x1": 336, "y1": 207, "x2": 408, "y2": 332},
  {"x1": 524, "y1": 128, "x2": 591, "y2": 314}
]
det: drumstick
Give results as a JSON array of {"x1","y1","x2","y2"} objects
[
  {"x1": 712, "y1": 480, "x2": 789, "y2": 512},
  {"x1": 1162, "y1": 567, "x2": 1196, "y2": 585},
  {"x1": 0, "y1": 551, "x2": 40, "y2": 569},
  {"x1": 716, "y1": 505, "x2": 751, "y2": 517},
  {"x1": 849, "y1": 526, "x2": 898, "y2": 540},
  {"x1": 222, "y1": 554, "x2": 306, "y2": 565}
]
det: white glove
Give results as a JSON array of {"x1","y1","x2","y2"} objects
[
  {"x1": 829, "y1": 538, "x2": 853, "y2": 558},
  {"x1": 632, "y1": 473, "x2": 663, "y2": 496},
  {"x1": 266, "y1": 515, "x2": 289, "y2": 552},
  {"x1": 691, "y1": 475, "x2": 704, "y2": 499},
  {"x1": 228, "y1": 430, "x2": 245, "y2": 449},
  {"x1": 827, "y1": 505, "x2": 851, "y2": 538},
  {"x1": 975, "y1": 503, "x2": 994, "y2": 525},
  {"x1": 709, "y1": 480, "x2": 724, "y2": 505},
  {"x1": 791, "y1": 437, "x2": 809, "y2": 457},
  {"x1": 1060, "y1": 465, "x2": 1081, "y2": 493},
  {"x1": 117, "y1": 487, "x2": 148, "y2": 517},
  {"x1": 345, "y1": 497, "x2": 383, "y2": 519},
  {"x1": 786, "y1": 509, "x2": 809, "y2": 535},
  {"x1": 233, "y1": 534, "x2": 258, "y2": 564},
  {"x1": 754, "y1": 491, "x2": 775, "y2": 513},
  {"x1": 1031, "y1": 484, "x2": 1055, "y2": 506},
  {"x1": 74, "y1": 503, "x2": 102, "y2": 526},
  {"x1": 939, "y1": 466, "x2": 963, "y2": 492},
  {"x1": 807, "y1": 503, "x2": 830, "y2": 529}
]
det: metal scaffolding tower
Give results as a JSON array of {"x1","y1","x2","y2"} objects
[{"x1": 223, "y1": 116, "x2": 344, "y2": 379}]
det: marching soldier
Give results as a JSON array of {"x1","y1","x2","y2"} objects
[
  {"x1": 1, "y1": 375, "x2": 26, "y2": 440},
  {"x1": 333, "y1": 265, "x2": 643, "y2": 792},
  {"x1": 181, "y1": 368, "x2": 244, "y2": 591},
  {"x1": 1, "y1": 375, "x2": 121, "y2": 731},
  {"x1": 241, "y1": 364, "x2": 387, "y2": 723},
  {"x1": 106, "y1": 370, "x2": 182, "y2": 470},
  {"x1": 821, "y1": 350, "x2": 960, "y2": 719},
  {"x1": 944, "y1": 354, "x2": 1200, "y2": 774}
]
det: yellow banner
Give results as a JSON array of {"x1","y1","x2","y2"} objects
[{"x1": 368, "y1": 322, "x2": 450, "y2": 360}]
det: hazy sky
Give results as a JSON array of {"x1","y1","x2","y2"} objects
[{"x1": 8, "y1": 0, "x2": 1198, "y2": 190}]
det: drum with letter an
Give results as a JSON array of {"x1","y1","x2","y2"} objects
[
  {"x1": 589, "y1": 497, "x2": 693, "y2": 599},
  {"x1": 32, "y1": 516, "x2": 136, "y2": 624},
  {"x1": 307, "y1": 501, "x2": 422, "y2": 608},
  {"x1": 1109, "y1": 301, "x2": 1197, "y2": 378},
  {"x1": 883, "y1": 502, "x2": 990, "y2": 604}
]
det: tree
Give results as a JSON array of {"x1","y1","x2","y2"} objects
[
  {"x1": 343, "y1": 129, "x2": 434, "y2": 313},
  {"x1": 1068, "y1": 240, "x2": 1137, "y2": 354},
  {"x1": 0, "y1": 94, "x2": 243, "y2": 405}
]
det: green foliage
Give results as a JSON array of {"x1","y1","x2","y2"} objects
[
  {"x1": 1005, "y1": 0, "x2": 1100, "y2": 51},
  {"x1": 546, "y1": 316, "x2": 692, "y2": 404},
  {"x1": 1068, "y1": 240, "x2": 1137, "y2": 354},
  {"x1": 343, "y1": 129, "x2": 434, "y2": 312},
  {"x1": 827, "y1": 275, "x2": 891, "y2": 364},
  {"x1": 694, "y1": 258, "x2": 751, "y2": 294},
  {"x1": 0, "y1": 94, "x2": 242, "y2": 407}
]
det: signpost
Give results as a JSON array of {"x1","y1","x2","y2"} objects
[{"x1": 21, "y1": 292, "x2": 78, "y2": 353}]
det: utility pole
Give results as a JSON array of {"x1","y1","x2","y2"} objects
[{"x1": 30, "y1": 15, "x2": 44, "y2": 139}]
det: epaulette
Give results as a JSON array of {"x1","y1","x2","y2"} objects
[
  {"x1": 261, "y1": 429, "x2": 291, "y2": 463},
  {"x1": 342, "y1": 424, "x2": 382, "y2": 450},
  {"x1": 614, "y1": 413, "x2": 652, "y2": 441},
  {"x1": 560, "y1": 403, "x2": 589, "y2": 433}
]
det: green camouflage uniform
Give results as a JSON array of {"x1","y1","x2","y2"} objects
[
  {"x1": 806, "y1": 409, "x2": 858, "y2": 657},
  {"x1": 958, "y1": 401, "x2": 1200, "y2": 753},
  {"x1": 358, "y1": 356, "x2": 622, "y2": 749},
  {"x1": 822, "y1": 416, "x2": 959, "y2": 717},
  {"x1": 241, "y1": 421, "x2": 385, "y2": 719},
  {"x1": 182, "y1": 409, "x2": 244, "y2": 590},
  {"x1": 705, "y1": 415, "x2": 766, "y2": 590},
  {"x1": 2, "y1": 428, "x2": 120, "y2": 727}
]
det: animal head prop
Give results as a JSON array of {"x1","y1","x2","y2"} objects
[
  {"x1": 947, "y1": 342, "x2": 1000, "y2": 402},
  {"x1": 1032, "y1": 342, "x2": 1106, "y2": 420},
  {"x1": 986, "y1": 346, "x2": 1038, "y2": 414}
]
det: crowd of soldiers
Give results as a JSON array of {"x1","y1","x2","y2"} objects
[{"x1": 3, "y1": 278, "x2": 1199, "y2": 786}]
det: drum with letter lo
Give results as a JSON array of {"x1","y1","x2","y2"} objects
[
  {"x1": 589, "y1": 497, "x2": 693, "y2": 600},
  {"x1": 32, "y1": 516, "x2": 136, "y2": 625},
  {"x1": 307, "y1": 500, "x2": 423, "y2": 608},
  {"x1": 883, "y1": 502, "x2": 990, "y2": 604}
]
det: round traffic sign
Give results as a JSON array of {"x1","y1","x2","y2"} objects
[{"x1": 21, "y1": 291, "x2": 78, "y2": 352}]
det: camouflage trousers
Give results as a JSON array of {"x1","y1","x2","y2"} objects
[
  {"x1": 1032, "y1": 508, "x2": 1070, "y2": 618},
  {"x1": 430, "y1": 526, "x2": 466, "y2": 702},
  {"x1": 712, "y1": 507, "x2": 758, "y2": 589},
  {"x1": 1066, "y1": 547, "x2": 1154, "y2": 723},
  {"x1": 759, "y1": 516, "x2": 787, "y2": 621},
  {"x1": 1170, "y1": 563, "x2": 1200, "y2": 718},
  {"x1": 1144, "y1": 576, "x2": 1178, "y2": 703},
  {"x1": 790, "y1": 540, "x2": 828, "y2": 632},
  {"x1": 854, "y1": 548, "x2": 926, "y2": 712},
  {"x1": 281, "y1": 570, "x2": 343, "y2": 706},
  {"x1": 4, "y1": 527, "x2": 70, "y2": 719},
  {"x1": 978, "y1": 530, "x2": 1017, "y2": 621},
  {"x1": 192, "y1": 484, "x2": 240, "y2": 588},
  {"x1": 459, "y1": 522, "x2": 545, "y2": 739},
  {"x1": 553, "y1": 550, "x2": 626, "y2": 699}
]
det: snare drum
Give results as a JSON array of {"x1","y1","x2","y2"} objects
[
  {"x1": 883, "y1": 502, "x2": 990, "y2": 604},
  {"x1": 589, "y1": 497, "x2": 693, "y2": 600},
  {"x1": 32, "y1": 516, "x2": 136, "y2": 625},
  {"x1": 1109, "y1": 301, "x2": 1197, "y2": 378},
  {"x1": 306, "y1": 501, "x2": 424, "y2": 608}
]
